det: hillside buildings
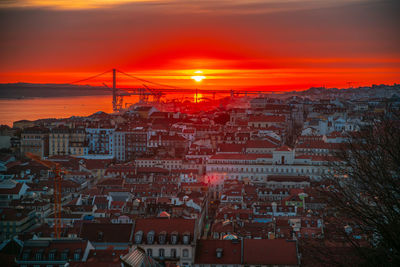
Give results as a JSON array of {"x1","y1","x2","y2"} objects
[{"x1": 1, "y1": 88, "x2": 399, "y2": 266}]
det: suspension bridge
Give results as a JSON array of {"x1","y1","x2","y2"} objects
[{"x1": 70, "y1": 68, "x2": 276, "y2": 112}]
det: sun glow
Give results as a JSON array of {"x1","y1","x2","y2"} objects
[{"x1": 191, "y1": 70, "x2": 206, "y2": 82}]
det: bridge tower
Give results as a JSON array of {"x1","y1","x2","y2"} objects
[{"x1": 112, "y1": 68, "x2": 117, "y2": 112}]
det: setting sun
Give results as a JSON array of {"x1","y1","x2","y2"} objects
[{"x1": 191, "y1": 70, "x2": 206, "y2": 82}]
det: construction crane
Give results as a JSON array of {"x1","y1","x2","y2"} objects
[
  {"x1": 26, "y1": 152, "x2": 67, "y2": 238},
  {"x1": 142, "y1": 84, "x2": 164, "y2": 103}
]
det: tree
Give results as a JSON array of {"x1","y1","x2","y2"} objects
[{"x1": 321, "y1": 113, "x2": 400, "y2": 266}]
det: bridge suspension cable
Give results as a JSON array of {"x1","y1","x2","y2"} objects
[
  {"x1": 116, "y1": 69, "x2": 182, "y2": 89},
  {"x1": 68, "y1": 69, "x2": 112, "y2": 85}
]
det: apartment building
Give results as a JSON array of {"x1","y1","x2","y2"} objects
[{"x1": 20, "y1": 126, "x2": 49, "y2": 158}]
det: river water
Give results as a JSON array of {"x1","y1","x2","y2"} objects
[
  {"x1": 0, "y1": 95, "x2": 117, "y2": 127},
  {"x1": 0, "y1": 92, "x2": 229, "y2": 127}
]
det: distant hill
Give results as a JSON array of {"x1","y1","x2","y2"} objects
[
  {"x1": 0, "y1": 82, "x2": 398, "y2": 100},
  {"x1": 0, "y1": 83, "x2": 111, "y2": 99},
  {"x1": 281, "y1": 84, "x2": 400, "y2": 100}
]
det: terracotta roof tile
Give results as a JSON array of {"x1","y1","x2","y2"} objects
[
  {"x1": 195, "y1": 240, "x2": 241, "y2": 264},
  {"x1": 243, "y1": 239, "x2": 298, "y2": 265}
]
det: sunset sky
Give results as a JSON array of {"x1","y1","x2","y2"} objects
[{"x1": 0, "y1": 0, "x2": 399, "y2": 91}]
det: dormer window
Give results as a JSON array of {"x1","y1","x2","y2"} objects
[
  {"x1": 147, "y1": 230, "x2": 155, "y2": 244},
  {"x1": 171, "y1": 232, "x2": 178, "y2": 244},
  {"x1": 135, "y1": 231, "x2": 143, "y2": 244},
  {"x1": 183, "y1": 233, "x2": 190, "y2": 244},
  {"x1": 182, "y1": 232, "x2": 190, "y2": 244},
  {"x1": 158, "y1": 231, "x2": 166, "y2": 244},
  {"x1": 216, "y1": 248, "x2": 223, "y2": 258}
]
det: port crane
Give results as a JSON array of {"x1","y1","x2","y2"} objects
[{"x1": 26, "y1": 152, "x2": 68, "y2": 238}]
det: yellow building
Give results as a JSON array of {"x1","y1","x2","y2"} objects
[
  {"x1": 20, "y1": 126, "x2": 49, "y2": 158},
  {"x1": 49, "y1": 126, "x2": 70, "y2": 156},
  {"x1": 13, "y1": 120, "x2": 35, "y2": 129},
  {"x1": 49, "y1": 126, "x2": 87, "y2": 156},
  {"x1": 69, "y1": 128, "x2": 87, "y2": 156}
]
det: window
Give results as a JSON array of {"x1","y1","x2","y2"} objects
[
  {"x1": 171, "y1": 249, "x2": 177, "y2": 258},
  {"x1": 158, "y1": 232, "x2": 166, "y2": 244},
  {"x1": 61, "y1": 250, "x2": 68, "y2": 260},
  {"x1": 35, "y1": 252, "x2": 42, "y2": 261},
  {"x1": 22, "y1": 251, "x2": 30, "y2": 260},
  {"x1": 159, "y1": 248, "x2": 165, "y2": 257},
  {"x1": 147, "y1": 249, "x2": 153, "y2": 256},
  {"x1": 147, "y1": 230, "x2": 155, "y2": 244},
  {"x1": 183, "y1": 234, "x2": 190, "y2": 244},
  {"x1": 135, "y1": 231, "x2": 143, "y2": 244},
  {"x1": 182, "y1": 249, "x2": 189, "y2": 258}
]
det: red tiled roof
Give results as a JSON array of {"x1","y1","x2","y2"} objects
[
  {"x1": 97, "y1": 178, "x2": 124, "y2": 187},
  {"x1": 94, "y1": 196, "x2": 108, "y2": 205},
  {"x1": 80, "y1": 223, "x2": 134, "y2": 243},
  {"x1": 327, "y1": 131, "x2": 344, "y2": 138},
  {"x1": 0, "y1": 207, "x2": 33, "y2": 221},
  {"x1": 245, "y1": 140, "x2": 278, "y2": 149},
  {"x1": 20, "y1": 239, "x2": 89, "y2": 262},
  {"x1": 217, "y1": 143, "x2": 245, "y2": 153},
  {"x1": 243, "y1": 239, "x2": 298, "y2": 265},
  {"x1": 111, "y1": 201, "x2": 125, "y2": 206},
  {"x1": 60, "y1": 180, "x2": 80, "y2": 188},
  {"x1": 195, "y1": 240, "x2": 241, "y2": 264},
  {"x1": 5, "y1": 161, "x2": 20, "y2": 169},
  {"x1": 85, "y1": 159, "x2": 112, "y2": 170},
  {"x1": 0, "y1": 182, "x2": 24, "y2": 195},
  {"x1": 275, "y1": 145, "x2": 292, "y2": 151},
  {"x1": 134, "y1": 218, "x2": 195, "y2": 240},
  {"x1": 82, "y1": 249, "x2": 128, "y2": 267},
  {"x1": 181, "y1": 182, "x2": 207, "y2": 187}
]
